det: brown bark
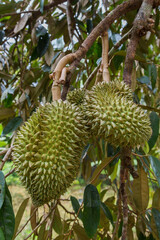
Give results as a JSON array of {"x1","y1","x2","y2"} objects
[{"x1": 123, "y1": 0, "x2": 154, "y2": 87}]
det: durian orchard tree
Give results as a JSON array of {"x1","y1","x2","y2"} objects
[{"x1": 0, "y1": 0, "x2": 160, "y2": 239}]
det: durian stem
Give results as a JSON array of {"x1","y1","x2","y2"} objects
[
  {"x1": 50, "y1": 53, "x2": 76, "y2": 101},
  {"x1": 101, "y1": 32, "x2": 110, "y2": 83}
]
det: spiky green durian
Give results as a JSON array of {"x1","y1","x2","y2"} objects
[
  {"x1": 13, "y1": 100, "x2": 88, "y2": 207},
  {"x1": 92, "y1": 80, "x2": 133, "y2": 101},
  {"x1": 83, "y1": 81, "x2": 152, "y2": 147},
  {"x1": 67, "y1": 88, "x2": 86, "y2": 107}
]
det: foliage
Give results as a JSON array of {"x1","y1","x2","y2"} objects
[{"x1": 0, "y1": 0, "x2": 160, "y2": 239}]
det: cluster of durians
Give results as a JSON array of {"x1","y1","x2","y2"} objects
[{"x1": 13, "y1": 80, "x2": 152, "y2": 206}]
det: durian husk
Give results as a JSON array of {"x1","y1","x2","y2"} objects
[
  {"x1": 67, "y1": 88, "x2": 86, "y2": 107},
  {"x1": 13, "y1": 100, "x2": 88, "y2": 206},
  {"x1": 83, "y1": 81, "x2": 152, "y2": 147}
]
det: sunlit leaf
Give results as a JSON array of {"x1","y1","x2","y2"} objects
[
  {"x1": 13, "y1": 198, "x2": 29, "y2": 239},
  {"x1": 100, "y1": 202, "x2": 113, "y2": 225},
  {"x1": 30, "y1": 205, "x2": 38, "y2": 236}
]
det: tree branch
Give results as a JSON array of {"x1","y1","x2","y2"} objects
[
  {"x1": 123, "y1": 0, "x2": 154, "y2": 87},
  {"x1": 0, "y1": 0, "x2": 67, "y2": 18},
  {"x1": 53, "y1": 0, "x2": 159, "y2": 97}
]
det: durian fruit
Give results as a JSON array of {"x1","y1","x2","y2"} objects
[
  {"x1": 83, "y1": 81, "x2": 152, "y2": 147},
  {"x1": 13, "y1": 100, "x2": 88, "y2": 207},
  {"x1": 92, "y1": 80, "x2": 134, "y2": 102},
  {"x1": 67, "y1": 88, "x2": 86, "y2": 107}
]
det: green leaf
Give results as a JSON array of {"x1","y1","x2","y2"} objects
[
  {"x1": 152, "y1": 208, "x2": 160, "y2": 238},
  {"x1": 36, "y1": 25, "x2": 47, "y2": 38},
  {"x1": 70, "y1": 196, "x2": 83, "y2": 220},
  {"x1": 38, "y1": 221, "x2": 47, "y2": 240},
  {"x1": 86, "y1": 19, "x2": 93, "y2": 34},
  {"x1": 0, "y1": 31, "x2": 5, "y2": 45},
  {"x1": 5, "y1": 183, "x2": 12, "y2": 205},
  {"x1": 52, "y1": 207, "x2": 63, "y2": 235},
  {"x1": 0, "y1": 193, "x2": 15, "y2": 240},
  {"x1": 13, "y1": 198, "x2": 29, "y2": 239},
  {"x1": 151, "y1": 189, "x2": 160, "y2": 239},
  {"x1": 100, "y1": 202, "x2": 113, "y2": 226},
  {"x1": 148, "y1": 112, "x2": 159, "y2": 150},
  {"x1": 149, "y1": 156, "x2": 160, "y2": 186},
  {"x1": 0, "y1": 108, "x2": 15, "y2": 121},
  {"x1": 149, "y1": 64, "x2": 157, "y2": 89},
  {"x1": 2, "y1": 116, "x2": 23, "y2": 136},
  {"x1": 0, "y1": 171, "x2": 5, "y2": 209},
  {"x1": 130, "y1": 166, "x2": 149, "y2": 212},
  {"x1": 31, "y1": 33, "x2": 49, "y2": 61},
  {"x1": 0, "y1": 3, "x2": 17, "y2": 14},
  {"x1": 83, "y1": 184, "x2": 100, "y2": 238},
  {"x1": 90, "y1": 156, "x2": 114, "y2": 185},
  {"x1": 73, "y1": 223, "x2": 90, "y2": 240},
  {"x1": 40, "y1": 0, "x2": 44, "y2": 14},
  {"x1": 137, "y1": 76, "x2": 150, "y2": 84},
  {"x1": 0, "y1": 228, "x2": 5, "y2": 240}
]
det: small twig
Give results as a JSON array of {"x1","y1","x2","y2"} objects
[
  {"x1": 59, "y1": 198, "x2": 70, "y2": 201},
  {"x1": 64, "y1": 203, "x2": 84, "y2": 239},
  {"x1": 66, "y1": 0, "x2": 75, "y2": 50},
  {"x1": 24, "y1": 202, "x2": 57, "y2": 240},
  {"x1": 138, "y1": 104, "x2": 160, "y2": 114},
  {"x1": 0, "y1": 147, "x2": 13, "y2": 170},
  {"x1": 5, "y1": 168, "x2": 15, "y2": 178},
  {"x1": 0, "y1": 149, "x2": 8, "y2": 156},
  {"x1": 59, "y1": 202, "x2": 75, "y2": 215},
  {"x1": 132, "y1": 152, "x2": 148, "y2": 157},
  {"x1": 15, "y1": 206, "x2": 38, "y2": 237}
]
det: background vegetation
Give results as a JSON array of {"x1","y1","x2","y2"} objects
[{"x1": 0, "y1": 0, "x2": 160, "y2": 239}]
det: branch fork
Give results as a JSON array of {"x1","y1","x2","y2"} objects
[{"x1": 49, "y1": 53, "x2": 76, "y2": 100}]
